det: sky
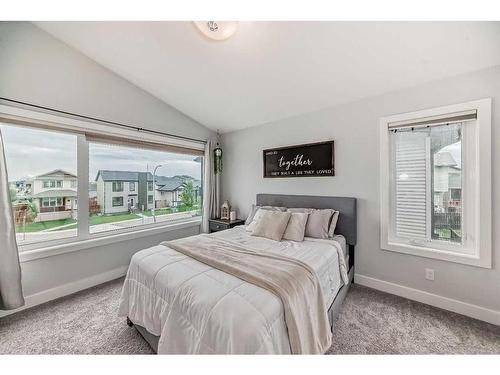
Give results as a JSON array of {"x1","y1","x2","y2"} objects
[{"x1": 1, "y1": 123, "x2": 202, "y2": 182}]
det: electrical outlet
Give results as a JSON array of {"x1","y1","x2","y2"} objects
[{"x1": 425, "y1": 268, "x2": 435, "y2": 281}]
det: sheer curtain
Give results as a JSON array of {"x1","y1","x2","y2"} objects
[
  {"x1": 202, "y1": 140, "x2": 220, "y2": 232},
  {"x1": 0, "y1": 128, "x2": 24, "y2": 310}
]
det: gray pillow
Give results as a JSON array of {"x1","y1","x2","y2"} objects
[
  {"x1": 283, "y1": 212, "x2": 309, "y2": 242},
  {"x1": 288, "y1": 208, "x2": 334, "y2": 239},
  {"x1": 245, "y1": 204, "x2": 286, "y2": 225},
  {"x1": 250, "y1": 211, "x2": 292, "y2": 241},
  {"x1": 328, "y1": 211, "x2": 340, "y2": 238}
]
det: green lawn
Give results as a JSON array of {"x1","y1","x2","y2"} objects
[
  {"x1": 434, "y1": 228, "x2": 462, "y2": 240},
  {"x1": 16, "y1": 218, "x2": 76, "y2": 233},
  {"x1": 89, "y1": 212, "x2": 140, "y2": 225},
  {"x1": 142, "y1": 208, "x2": 174, "y2": 217},
  {"x1": 142, "y1": 205, "x2": 200, "y2": 217},
  {"x1": 57, "y1": 212, "x2": 141, "y2": 231},
  {"x1": 16, "y1": 208, "x2": 200, "y2": 233},
  {"x1": 17, "y1": 213, "x2": 142, "y2": 233}
]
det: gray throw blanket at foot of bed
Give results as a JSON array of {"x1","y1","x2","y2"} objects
[{"x1": 162, "y1": 235, "x2": 332, "y2": 354}]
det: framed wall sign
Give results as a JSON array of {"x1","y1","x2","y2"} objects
[{"x1": 263, "y1": 140, "x2": 335, "y2": 178}]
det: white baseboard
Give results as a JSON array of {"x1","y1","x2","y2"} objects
[
  {"x1": 355, "y1": 274, "x2": 500, "y2": 326},
  {"x1": 0, "y1": 266, "x2": 128, "y2": 318}
]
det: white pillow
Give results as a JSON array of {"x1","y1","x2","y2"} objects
[
  {"x1": 283, "y1": 212, "x2": 309, "y2": 242},
  {"x1": 245, "y1": 205, "x2": 286, "y2": 225},
  {"x1": 246, "y1": 208, "x2": 265, "y2": 232},
  {"x1": 250, "y1": 210, "x2": 292, "y2": 241}
]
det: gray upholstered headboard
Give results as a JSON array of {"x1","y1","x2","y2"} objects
[{"x1": 256, "y1": 194, "x2": 357, "y2": 246}]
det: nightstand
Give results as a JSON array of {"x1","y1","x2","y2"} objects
[{"x1": 209, "y1": 218, "x2": 245, "y2": 233}]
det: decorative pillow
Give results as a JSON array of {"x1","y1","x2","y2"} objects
[
  {"x1": 251, "y1": 210, "x2": 292, "y2": 241},
  {"x1": 283, "y1": 212, "x2": 310, "y2": 242},
  {"x1": 328, "y1": 211, "x2": 340, "y2": 238},
  {"x1": 245, "y1": 205, "x2": 286, "y2": 226},
  {"x1": 288, "y1": 208, "x2": 334, "y2": 239},
  {"x1": 246, "y1": 208, "x2": 265, "y2": 232}
]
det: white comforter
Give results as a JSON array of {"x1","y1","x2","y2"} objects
[{"x1": 118, "y1": 226, "x2": 348, "y2": 354}]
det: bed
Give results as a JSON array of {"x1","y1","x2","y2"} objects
[{"x1": 119, "y1": 194, "x2": 357, "y2": 354}]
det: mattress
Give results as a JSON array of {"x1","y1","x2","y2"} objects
[
  {"x1": 118, "y1": 226, "x2": 348, "y2": 354},
  {"x1": 321, "y1": 234, "x2": 348, "y2": 267}
]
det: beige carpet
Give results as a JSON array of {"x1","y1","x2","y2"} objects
[{"x1": 1, "y1": 278, "x2": 499, "y2": 354}]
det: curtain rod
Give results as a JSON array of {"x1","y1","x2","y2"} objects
[{"x1": 0, "y1": 97, "x2": 207, "y2": 145}]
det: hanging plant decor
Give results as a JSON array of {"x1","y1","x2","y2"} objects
[{"x1": 214, "y1": 143, "x2": 223, "y2": 174}]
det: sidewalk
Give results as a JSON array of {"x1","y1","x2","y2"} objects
[{"x1": 17, "y1": 211, "x2": 199, "y2": 248}]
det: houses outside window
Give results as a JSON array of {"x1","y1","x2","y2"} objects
[
  {"x1": 0, "y1": 123, "x2": 78, "y2": 247},
  {"x1": 91, "y1": 143, "x2": 203, "y2": 235},
  {"x1": 1, "y1": 104, "x2": 205, "y2": 253}
]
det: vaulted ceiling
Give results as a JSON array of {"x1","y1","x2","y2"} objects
[{"x1": 35, "y1": 22, "x2": 500, "y2": 133}]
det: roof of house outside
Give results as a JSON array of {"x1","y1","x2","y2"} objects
[
  {"x1": 156, "y1": 176, "x2": 201, "y2": 191},
  {"x1": 31, "y1": 189, "x2": 77, "y2": 198},
  {"x1": 95, "y1": 170, "x2": 200, "y2": 190},
  {"x1": 95, "y1": 170, "x2": 153, "y2": 182},
  {"x1": 434, "y1": 151, "x2": 458, "y2": 167},
  {"x1": 35, "y1": 169, "x2": 77, "y2": 179}
]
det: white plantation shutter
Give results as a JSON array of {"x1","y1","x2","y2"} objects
[{"x1": 392, "y1": 131, "x2": 429, "y2": 240}]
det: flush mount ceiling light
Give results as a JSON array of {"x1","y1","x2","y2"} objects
[{"x1": 193, "y1": 21, "x2": 238, "y2": 41}]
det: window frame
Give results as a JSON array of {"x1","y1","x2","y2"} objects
[
  {"x1": 380, "y1": 99, "x2": 492, "y2": 268},
  {"x1": 112, "y1": 181, "x2": 124, "y2": 192},
  {"x1": 0, "y1": 103, "x2": 206, "y2": 259},
  {"x1": 112, "y1": 196, "x2": 124, "y2": 207}
]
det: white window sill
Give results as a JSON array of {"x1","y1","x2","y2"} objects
[
  {"x1": 382, "y1": 241, "x2": 491, "y2": 269},
  {"x1": 18, "y1": 218, "x2": 202, "y2": 263}
]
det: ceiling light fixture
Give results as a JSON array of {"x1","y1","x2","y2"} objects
[{"x1": 193, "y1": 21, "x2": 238, "y2": 41}]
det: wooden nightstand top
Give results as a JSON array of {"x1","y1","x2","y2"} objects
[
  {"x1": 208, "y1": 218, "x2": 245, "y2": 233},
  {"x1": 209, "y1": 218, "x2": 245, "y2": 226}
]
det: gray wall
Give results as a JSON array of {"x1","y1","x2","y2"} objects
[
  {"x1": 0, "y1": 22, "x2": 213, "y2": 302},
  {"x1": 20, "y1": 226, "x2": 200, "y2": 297},
  {"x1": 222, "y1": 65, "x2": 499, "y2": 312},
  {"x1": 0, "y1": 22, "x2": 212, "y2": 141}
]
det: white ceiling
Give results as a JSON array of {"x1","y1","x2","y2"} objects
[{"x1": 35, "y1": 22, "x2": 500, "y2": 133}]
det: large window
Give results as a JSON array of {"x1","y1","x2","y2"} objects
[
  {"x1": 380, "y1": 99, "x2": 491, "y2": 268},
  {"x1": 0, "y1": 123, "x2": 78, "y2": 247},
  {"x1": 89, "y1": 141, "x2": 203, "y2": 235},
  {"x1": 0, "y1": 105, "x2": 205, "y2": 253},
  {"x1": 390, "y1": 122, "x2": 464, "y2": 245}
]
